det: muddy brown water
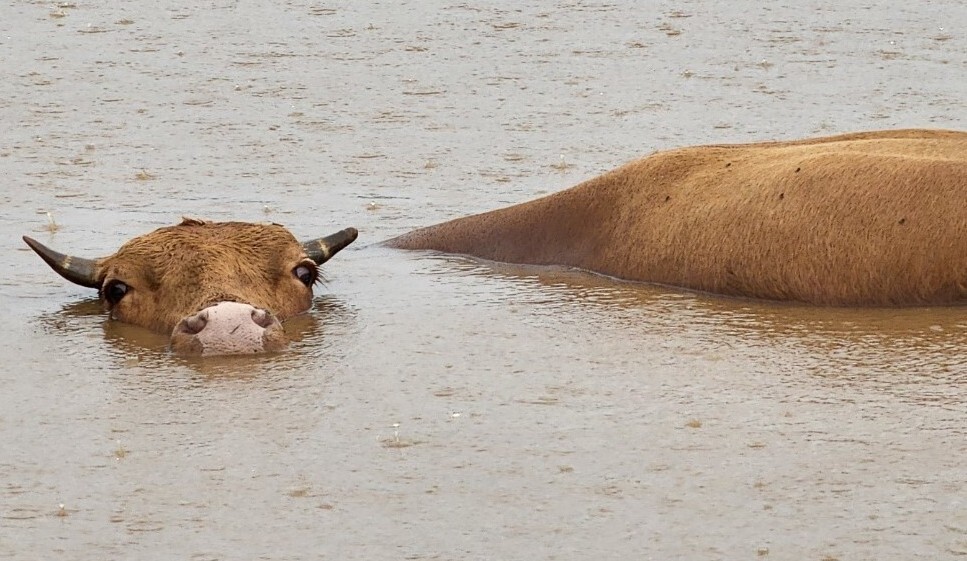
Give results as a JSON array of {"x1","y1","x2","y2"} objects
[{"x1": 2, "y1": 1, "x2": 965, "y2": 560}]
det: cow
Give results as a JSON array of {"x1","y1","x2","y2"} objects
[
  {"x1": 24, "y1": 219, "x2": 357, "y2": 355},
  {"x1": 25, "y1": 129, "x2": 966, "y2": 355},
  {"x1": 386, "y1": 129, "x2": 967, "y2": 306}
]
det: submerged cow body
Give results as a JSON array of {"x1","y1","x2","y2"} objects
[
  {"x1": 25, "y1": 219, "x2": 357, "y2": 355},
  {"x1": 388, "y1": 129, "x2": 967, "y2": 306},
  {"x1": 25, "y1": 129, "x2": 965, "y2": 355}
]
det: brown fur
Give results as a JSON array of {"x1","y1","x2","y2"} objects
[
  {"x1": 387, "y1": 129, "x2": 967, "y2": 306},
  {"x1": 93, "y1": 219, "x2": 316, "y2": 332}
]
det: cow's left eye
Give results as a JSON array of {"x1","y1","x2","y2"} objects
[{"x1": 293, "y1": 263, "x2": 317, "y2": 286}]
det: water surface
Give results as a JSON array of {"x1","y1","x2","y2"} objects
[{"x1": 2, "y1": 1, "x2": 965, "y2": 560}]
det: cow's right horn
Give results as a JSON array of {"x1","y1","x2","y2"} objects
[
  {"x1": 302, "y1": 227, "x2": 359, "y2": 265},
  {"x1": 23, "y1": 236, "x2": 100, "y2": 289}
]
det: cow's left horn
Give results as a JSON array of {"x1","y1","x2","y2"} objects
[
  {"x1": 23, "y1": 236, "x2": 101, "y2": 289},
  {"x1": 302, "y1": 227, "x2": 358, "y2": 265}
]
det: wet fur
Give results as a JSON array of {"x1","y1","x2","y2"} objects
[
  {"x1": 94, "y1": 219, "x2": 315, "y2": 332},
  {"x1": 387, "y1": 129, "x2": 967, "y2": 306}
]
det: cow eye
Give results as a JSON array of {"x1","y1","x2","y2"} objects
[
  {"x1": 293, "y1": 263, "x2": 317, "y2": 286},
  {"x1": 103, "y1": 280, "x2": 129, "y2": 305}
]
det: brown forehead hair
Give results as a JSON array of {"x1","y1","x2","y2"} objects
[{"x1": 95, "y1": 219, "x2": 315, "y2": 332}]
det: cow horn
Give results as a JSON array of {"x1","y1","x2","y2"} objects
[
  {"x1": 23, "y1": 236, "x2": 101, "y2": 289},
  {"x1": 302, "y1": 227, "x2": 358, "y2": 265}
]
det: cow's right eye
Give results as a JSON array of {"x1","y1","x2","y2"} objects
[{"x1": 103, "y1": 280, "x2": 129, "y2": 305}]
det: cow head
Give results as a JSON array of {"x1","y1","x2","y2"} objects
[{"x1": 24, "y1": 218, "x2": 358, "y2": 355}]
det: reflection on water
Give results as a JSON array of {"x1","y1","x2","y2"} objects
[
  {"x1": 417, "y1": 252, "x2": 967, "y2": 392},
  {"x1": 39, "y1": 294, "x2": 359, "y2": 378},
  {"x1": 4, "y1": 0, "x2": 965, "y2": 558},
  {"x1": 37, "y1": 254, "x2": 966, "y2": 404}
]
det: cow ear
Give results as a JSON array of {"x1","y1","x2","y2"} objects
[
  {"x1": 302, "y1": 227, "x2": 358, "y2": 265},
  {"x1": 23, "y1": 236, "x2": 101, "y2": 289}
]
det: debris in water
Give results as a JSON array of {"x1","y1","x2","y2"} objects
[{"x1": 45, "y1": 212, "x2": 60, "y2": 233}]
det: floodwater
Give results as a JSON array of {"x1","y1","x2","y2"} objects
[{"x1": 1, "y1": 0, "x2": 965, "y2": 559}]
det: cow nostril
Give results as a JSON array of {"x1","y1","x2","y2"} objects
[
  {"x1": 182, "y1": 314, "x2": 207, "y2": 335},
  {"x1": 250, "y1": 309, "x2": 276, "y2": 329}
]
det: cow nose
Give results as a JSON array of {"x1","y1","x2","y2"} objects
[
  {"x1": 170, "y1": 302, "x2": 287, "y2": 355},
  {"x1": 250, "y1": 308, "x2": 276, "y2": 329},
  {"x1": 181, "y1": 312, "x2": 208, "y2": 335}
]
